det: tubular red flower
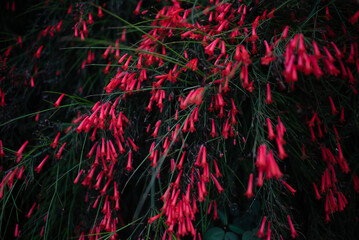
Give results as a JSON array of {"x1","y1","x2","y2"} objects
[
  {"x1": 148, "y1": 213, "x2": 162, "y2": 224},
  {"x1": 257, "y1": 216, "x2": 266, "y2": 238},
  {"x1": 133, "y1": 0, "x2": 143, "y2": 15},
  {"x1": 55, "y1": 142, "x2": 66, "y2": 160},
  {"x1": 73, "y1": 169, "x2": 83, "y2": 184},
  {"x1": 14, "y1": 223, "x2": 20, "y2": 238},
  {"x1": 213, "y1": 159, "x2": 222, "y2": 178},
  {"x1": 276, "y1": 137, "x2": 288, "y2": 160},
  {"x1": 26, "y1": 202, "x2": 36, "y2": 219},
  {"x1": 197, "y1": 181, "x2": 205, "y2": 202},
  {"x1": 331, "y1": 42, "x2": 343, "y2": 59},
  {"x1": 98, "y1": 7, "x2": 104, "y2": 18},
  {"x1": 50, "y1": 132, "x2": 60, "y2": 148},
  {"x1": 126, "y1": 151, "x2": 133, "y2": 171},
  {"x1": 287, "y1": 215, "x2": 298, "y2": 238},
  {"x1": 266, "y1": 221, "x2": 271, "y2": 240},
  {"x1": 0, "y1": 140, "x2": 5, "y2": 157},
  {"x1": 16, "y1": 141, "x2": 29, "y2": 163},
  {"x1": 53, "y1": 93, "x2": 65, "y2": 108},
  {"x1": 34, "y1": 155, "x2": 49, "y2": 174},
  {"x1": 34, "y1": 45, "x2": 43, "y2": 59},
  {"x1": 210, "y1": 119, "x2": 217, "y2": 138},
  {"x1": 210, "y1": 174, "x2": 224, "y2": 194},
  {"x1": 266, "y1": 118, "x2": 276, "y2": 140},
  {"x1": 244, "y1": 173, "x2": 254, "y2": 199},
  {"x1": 152, "y1": 120, "x2": 161, "y2": 138},
  {"x1": 255, "y1": 144, "x2": 267, "y2": 171},
  {"x1": 16, "y1": 141, "x2": 28, "y2": 157},
  {"x1": 127, "y1": 137, "x2": 139, "y2": 151},
  {"x1": 312, "y1": 182, "x2": 321, "y2": 200},
  {"x1": 177, "y1": 151, "x2": 186, "y2": 170},
  {"x1": 265, "y1": 83, "x2": 273, "y2": 104},
  {"x1": 266, "y1": 150, "x2": 283, "y2": 179},
  {"x1": 281, "y1": 26, "x2": 289, "y2": 39},
  {"x1": 201, "y1": 146, "x2": 207, "y2": 167},
  {"x1": 281, "y1": 180, "x2": 296, "y2": 195},
  {"x1": 328, "y1": 96, "x2": 338, "y2": 115}
]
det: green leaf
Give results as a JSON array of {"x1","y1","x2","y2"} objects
[
  {"x1": 217, "y1": 209, "x2": 228, "y2": 225},
  {"x1": 242, "y1": 231, "x2": 260, "y2": 240},
  {"x1": 242, "y1": 231, "x2": 253, "y2": 240},
  {"x1": 228, "y1": 224, "x2": 245, "y2": 235},
  {"x1": 225, "y1": 232, "x2": 239, "y2": 240},
  {"x1": 204, "y1": 227, "x2": 225, "y2": 240}
]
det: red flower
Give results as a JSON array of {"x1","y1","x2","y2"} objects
[
  {"x1": 276, "y1": 137, "x2": 288, "y2": 160},
  {"x1": 50, "y1": 132, "x2": 60, "y2": 148},
  {"x1": 261, "y1": 40, "x2": 275, "y2": 65},
  {"x1": 127, "y1": 137, "x2": 139, "y2": 151},
  {"x1": 265, "y1": 83, "x2": 273, "y2": 104},
  {"x1": 312, "y1": 182, "x2": 321, "y2": 200},
  {"x1": 148, "y1": 213, "x2": 162, "y2": 224},
  {"x1": 14, "y1": 223, "x2": 20, "y2": 238},
  {"x1": 213, "y1": 159, "x2": 222, "y2": 178},
  {"x1": 281, "y1": 26, "x2": 289, "y2": 39},
  {"x1": 0, "y1": 140, "x2": 5, "y2": 157},
  {"x1": 210, "y1": 174, "x2": 224, "y2": 194},
  {"x1": 133, "y1": 0, "x2": 143, "y2": 15},
  {"x1": 126, "y1": 151, "x2": 133, "y2": 171},
  {"x1": 151, "y1": 120, "x2": 161, "y2": 138},
  {"x1": 53, "y1": 93, "x2": 65, "y2": 108},
  {"x1": 328, "y1": 96, "x2": 338, "y2": 115},
  {"x1": 16, "y1": 141, "x2": 29, "y2": 162},
  {"x1": 265, "y1": 150, "x2": 283, "y2": 179},
  {"x1": 197, "y1": 182, "x2": 205, "y2": 202},
  {"x1": 257, "y1": 216, "x2": 266, "y2": 238},
  {"x1": 73, "y1": 169, "x2": 83, "y2": 184},
  {"x1": 266, "y1": 221, "x2": 271, "y2": 240},
  {"x1": 25, "y1": 202, "x2": 36, "y2": 219},
  {"x1": 244, "y1": 173, "x2": 254, "y2": 199},
  {"x1": 177, "y1": 151, "x2": 186, "y2": 170},
  {"x1": 185, "y1": 58, "x2": 198, "y2": 71},
  {"x1": 55, "y1": 142, "x2": 66, "y2": 159},
  {"x1": 34, "y1": 45, "x2": 43, "y2": 59},
  {"x1": 34, "y1": 155, "x2": 49, "y2": 174},
  {"x1": 210, "y1": 119, "x2": 217, "y2": 138},
  {"x1": 287, "y1": 215, "x2": 298, "y2": 238},
  {"x1": 281, "y1": 180, "x2": 296, "y2": 195},
  {"x1": 98, "y1": 7, "x2": 104, "y2": 18},
  {"x1": 266, "y1": 118, "x2": 276, "y2": 140}
]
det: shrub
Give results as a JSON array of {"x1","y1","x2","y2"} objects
[{"x1": 1, "y1": 0, "x2": 359, "y2": 239}]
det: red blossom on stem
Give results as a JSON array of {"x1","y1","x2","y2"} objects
[
  {"x1": 265, "y1": 83, "x2": 273, "y2": 104},
  {"x1": 34, "y1": 155, "x2": 49, "y2": 174},
  {"x1": 257, "y1": 216, "x2": 266, "y2": 238},
  {"x1": 53, "y1": 93, "x2": 65, "y2": 108},
  {"x1": 210, "y1": 174, "x2": 224, "y2": 194},
  {"x1": 287, "y1": 215, "x2": 298, "y2": 238},
  {"x1": 244, "y1": 173, "x2": 254, "y2": 199},
  {"x1": 281, "y1": 180, "x2": 296, "y2": 195}
]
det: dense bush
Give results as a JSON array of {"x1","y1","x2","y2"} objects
[{"x1": 1, "y1": 0, "x2": 359, "y2": 239}]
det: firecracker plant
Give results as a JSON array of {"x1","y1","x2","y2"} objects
[{"x1": 1, "y1": 0, "x2": 359, "y2": 239}]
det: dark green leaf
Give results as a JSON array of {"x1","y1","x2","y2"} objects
[
  {"x1": 217, "y1": 209, "x2": 228, "y2": 225},
  {"x1": 225, "y1": 232, "x2": 239, "y2": 240},
  {"x1": 242, "y1": 231, "x2": 260, "y2": 240},
  {"x1": 242, "y1": 231, "x2": 253, "y2": 240},
  {"x1": 228, "y1": 224, "x2": 245, "y2": 235},
  {"x1": 204, "y1": 227, "x2": 225, "y2": 240}
]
